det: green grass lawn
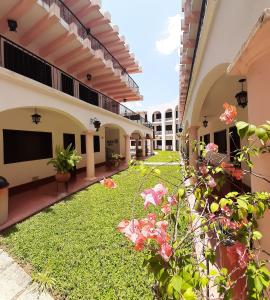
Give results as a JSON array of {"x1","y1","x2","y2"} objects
[
  {"x1": 146, "y1": 150, "x2": 179, "y2": 162},
  {"x1": 0, "y1": 164, "x2": 181, "y2": 300}
]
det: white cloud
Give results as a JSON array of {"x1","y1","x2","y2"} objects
[
  {"x1": 174, "y1": 63, "x2": 180, "y2": 73},
  {"x1": 156, "y1": 14, "x2": 181, "y2": 55}
]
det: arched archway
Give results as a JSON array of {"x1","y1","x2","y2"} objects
[{"x1": 0, "y1": 106, "x2": 88, "y2": 188}]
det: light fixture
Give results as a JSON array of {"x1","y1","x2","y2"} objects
[
  {"x1": 203, "y1": 116, "x2": 208, "y2": 128},
  {"x1": 86, "y1": 73, "x2": 92, "y2": 81},
  {"x1": 178, "y1": 127, "x2": 183, "y2": 133},
  {"x1": 90, "y1": 118, "x2": 101, "y2": 132},
  {"x1": 7, "y1": 19, "x2": 17, "y2": 32},
  {"x1": 235, "y1": 78, "x2": 248, "y2": 108},
  {"x1": 123, "y1": 98, "x2": 127, "y2": 102},
  {"x1": 31, "y1": 109, "x2": 41, "y2": 125}
]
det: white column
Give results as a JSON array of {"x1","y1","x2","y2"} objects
[
  {"x1": 172, "y1": 109, "x2": 176, "y2": 151},
  {"x1": 150, "y1": 138, "x2": 154, "y2": 155},
  {"x1": 86, "y1": 130, "x2": 96, "y2": 180},
  {"x1": 125, "y1": 135, "x2": 131, "y2": 163},
  {"x1": 188, "y1": 126, "x2": 199, "y2": 169},
  {"x1": 161, "y1": 112, "x2": 166, "y2": 151},
  {"x1": 142, "y1": 137, "x2": 146, "y2": 157}
]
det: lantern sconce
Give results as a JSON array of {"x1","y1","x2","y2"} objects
[
  {"x1": 203, "y1": 116, "x2": 208, "y2": 128},
  {"x1": 235, "y1": 78, "x2": 248, "y2": 108},
  {"x1": 7, "y1": 19, "x2": 17, "y2": 32},
  {"x1": 90, "y1": 118, "x2": 101, "y2": 132},
  {"x1": 31, "y1": 108, "x2": 41, "y2": 125},
  {"x1": 86, "y1": 73, "x2": 92, "y2": 81}
]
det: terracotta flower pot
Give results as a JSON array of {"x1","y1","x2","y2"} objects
[{"x1": 55, "y1": 172, "x2": 71, "y2": 183}]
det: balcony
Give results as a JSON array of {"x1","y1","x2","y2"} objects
[
  {"x1": 42, "y1": 0, "x2": 139, "y2": 93},
  {"x1": 0, "y1": 35, "x2": 152, "y2": 129},
  {"x1": 165, "y1": 131, "x2": 173, "y2": 135},
  {"x1": 155, "y1": 131, "x2": 162, "y2": 135}
]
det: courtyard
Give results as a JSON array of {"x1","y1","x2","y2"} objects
[{"x1": 0, "y1": 153, "x2": 181, "y2": 300}]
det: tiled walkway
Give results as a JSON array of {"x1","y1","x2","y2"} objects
[
  {"x1": 0, "y1": 249, "x2": 54, "y2": 300},
  {"x1": 0, "y1": 163, "x2": 128, "y2": 232}
]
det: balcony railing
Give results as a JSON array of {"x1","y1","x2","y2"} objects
[
  {"x1": 42, "y1": 0, "x2": 139, "y2": 93},
  {"x1": 155, "y1": 131, "x2": 162, "y2": 135},
  {"x1": 0, "y1": 35, "x2": 152, "y2": 129},
  {"x1": 165, "y1": 130, "x2": 173, "y2": 134}
]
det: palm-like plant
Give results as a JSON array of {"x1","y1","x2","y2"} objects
[{"x1": 47, "y1": 144, "x2": 81, "y2": 174}]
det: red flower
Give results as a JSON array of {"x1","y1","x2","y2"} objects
[
  {"x1": 100, "y1": 177, "x2": 117, "y2": 189},
  {"x1": 220, "y1": 162, "x2": 235, "y2": 173},
  {"x1": 161, "y1": 204, "x2": 171, "y2": 215},
  {"x1": 199, "y1": 165, "x2": 208, "y2": 176},
  {"x1": 158, "y1": 243, "x2": 172, "y2": 262},
  {"x1": 227, "y1": 242, "x2": 249, "y2": 269},
  {"x1": 168, "y1": 195, "x2": 178, "y2": 206},
  {"x1": 231, "y1": 168, "x2": 243, "y2": 180},
  {"x1": 220, "y1": 102, "x2": 237, "y2": 125}
]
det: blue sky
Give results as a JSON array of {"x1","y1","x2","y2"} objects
[{"x1": 102, "y1": 0, "x2": 181, "y2": 111}]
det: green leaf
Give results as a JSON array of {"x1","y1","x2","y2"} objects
[
  {"x1": 183, "y1": 288, "x2": 196, "y2": 300},
  {"x1": 256, "y1": 127, "x2": 268, "y2": 142},
  {"x1": 171, "y1": 275, "x2": 182, "y2": 293},
  {"x1": 178, "y1": 188, "x2": 185, "y2": 198},
  {"x1": 252, "y1": 231, "x2": 263, "y2": 240},
  {"x1": 210, "y1": 203, "x2": 219, "y2": 213},
  {"x1": 219, "y1": 198, "x2": 228, "y2": 208},
  {"x1": 236, "y1": 121, "x2": 249, "y2": 139},
  {"x1": 248, "y1": 124, "x2": 256, "y2": 137},
  {"x1": 237, "y1": 198, "x2": 248, "y2": 210},
  {"x1": 154, "y1": 168, "x2": 161, "y2": 176}
]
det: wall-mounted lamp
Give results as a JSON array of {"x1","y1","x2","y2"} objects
[
  {"x1": 235, "y1": 78, "x2": 248, "y2": 108},
  {"x1": 123, "y1": 98, "x2": 127, "y2": 102},
  {"x1": 203, "y1": 116, "x2": 208, "y2": 128},
  {"x1": 90, "y1": 118, "x2": 101, "y2": 132},
  {"x1": 7, "y1": 19, "x2": 17, "y2": 32},
  {"x1": 86, "y1": 73, "x2": 92, "y2": 81},
  {"x1": 31, "y1": 108, "x2": 41, "y2": 125}
]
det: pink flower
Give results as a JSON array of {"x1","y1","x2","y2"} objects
[
  {"x1": 227, "y1": 242, "x2": 249, "y2": 269},
  {"x1": 141, "y1": 189, "x2": 161, "y2": 209},
  {"x1": 199, "y1": 165, "x2": 208, "y2": 176},
  {"x1": 153, "y1": 184, "x2": 168, "y2": 197},
  {"x1": 220, "y1": 102, "x2": 237, "y2": 125},
  {"x1": 141, "y1": 184, "x2": 167, "y2": 209},
  {"x1": 168, "y1": 195, "x2": 178, "y2": 206},
  {"x1": 205, "y1": 143, "x2": 218, "y2": 154},
  {"x1": 100, "y1": 177, "x2": 117, "y2": 189},
  {"x1": 161, "y1": 204, "x2": 171, "y2": 214},
  {"x1": 207, "y1": 176, "x2": 217, "y2": 188},
  {"x1": 221, "y1": 206, "x2": 233, "y2": 217},
  {"x1": 158, "y1": 243, "x2": 172, "y2": 262}
]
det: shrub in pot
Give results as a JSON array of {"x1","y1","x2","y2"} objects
[{"x1": 47, "y1": 144, "x2": 81, "y2": 182}]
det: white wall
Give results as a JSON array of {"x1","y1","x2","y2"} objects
[{"x1": 0, "y1": 108, "x2": 106, "y2": 187}]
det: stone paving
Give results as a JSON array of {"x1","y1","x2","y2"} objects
[{"x1": 0, "y1": 249, "x2": 53, "y2": 300}]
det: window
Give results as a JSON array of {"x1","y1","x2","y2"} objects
[
  {"x1": 94, "y1": 136, "x2": 100, "y2": 152},
  {"x1": 156, "y1": 113, "x2": 161, "y2": 120},
  {"x1": 165, "y1": 111, "x2": 172, "y2": 119},
  {"x1": 166, "y1": 125, "x2": 172, "y2": 131},
  {"x1": 81, "y1": 135, "x2": 86, "y2": 154},
  {"x1": 63, "y1": 133, "x2": 75, "y2": 150},
  {"x1": 157, "y1": 140, "x2": 162, "y2": 146},
  {"x1": 166, "y1": 140, "x2": 172, "y2": 146},
  {"x1": 79, "y1": 84, "x2": 99, "y2": 106},
  {"x1": 131, "y1": 141, "x2": 136, "y2": 146},
  {"x1": 203, "y1": 134, "x2": 210, "y2": 145},
  {"x1": 176, "y1": 110, "x2": 178, "y2": 118},
  {"x1": 229, "y1": 126, "x2": 241, "y2": 163},
  {"x1": 3, "y1": 129, "x2": 53, "y2": 164},
  {"x1": 214, "y1": 130, "x2": 227, "y2": 154},
  {"x1": 61, "y1": 73, "x2": 74, "y2": 96},
  {"x1": 157, "y1": 125, "x2": 162, "y2": 131},
  {"x1": 4, "y1": 41, "x2": 52, "y2": 87}
]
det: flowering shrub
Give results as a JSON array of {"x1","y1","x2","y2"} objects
[{"x1": 102, "y1": 103, "x2": 270, "y2": 299}]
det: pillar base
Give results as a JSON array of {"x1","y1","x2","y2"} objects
[{"x1": 85, "y1": 177, "x2": 97, "y2": 182}]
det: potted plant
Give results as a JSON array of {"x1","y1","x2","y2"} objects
[
  {"x1": 47, "y1": 144, "x2": 81, "y2": 183},
  {"x1": 111, "y1": 153, "x2": 123, "y2": 168}
]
